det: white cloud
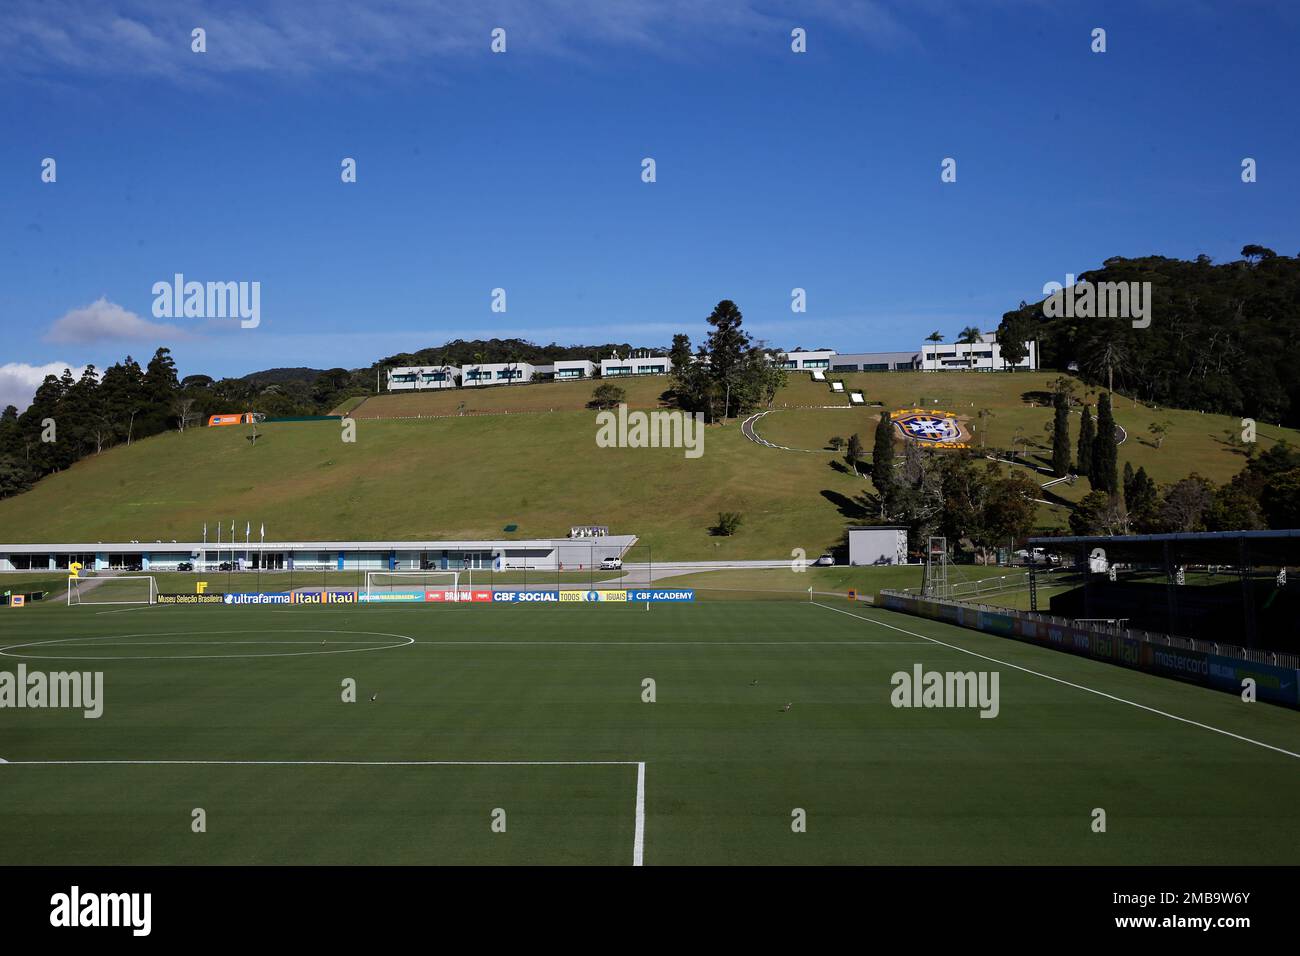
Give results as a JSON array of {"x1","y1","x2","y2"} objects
[
  {"x1": 45, "y1": 297, "x2": 185, "y2": 344},
  {"x1": 0, "y1": 362, "x2": 88, "y2": 412},
  {"x1": 0, "y1": 1, "x2": 916, "y2": 81}
]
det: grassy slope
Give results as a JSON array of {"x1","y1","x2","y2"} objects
[
  {"x1": 2, "y1": 600, "x2": 1298, "y2": 864},
  {"x1": 1, "y1": 372, "x2": 1294, "y2": 557}
]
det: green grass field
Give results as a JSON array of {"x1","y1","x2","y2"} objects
[
  {"x1": 1, "y1": 371, "x2": 1295, "y2": 557},
  {"x1": 3, "y1": 597, "x2": 1300, "y2": 865}
]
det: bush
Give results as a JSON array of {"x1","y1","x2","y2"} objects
[
  {"x1": 587, "y1": 383, "x2": 627, "y2": 410},
  {"x1": 714, "y1": 511, "x2": 743, "y2": 536}
]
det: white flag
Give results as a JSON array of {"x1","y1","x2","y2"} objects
[{"x1": 260, "y1": 523, "x2": 265, "y2": 543}]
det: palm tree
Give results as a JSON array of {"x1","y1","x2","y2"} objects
[
  {"x1": 925, "y1": 331, "x2": 944, "y2": 343},
  {"x1": 957, "y1": 326, "x2": 983, "y2": 368},
  {"x1": 1086, "y1": 338, "x2": 1129, "y2": 394},
  {"x1": 976, "y1": 407, "x2": 994, "y2": 448}
]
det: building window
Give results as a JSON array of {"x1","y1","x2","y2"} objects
[{"x1": 801, "y1": 360, "x2": 830, "y2": 369}]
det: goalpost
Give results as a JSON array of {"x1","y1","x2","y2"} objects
[
  {"x1": 365, "y1": 570, "x2": 461, "y2": 601},
  {"x1": 68, "y1": 575, "x2": 158, "y2": 606}
]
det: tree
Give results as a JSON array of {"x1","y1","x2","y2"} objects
[
  {"x1": 925, "y1": 331, "x2": 944, "y2": 343},
  {"x1": 588, "y1": 383, "x2": 626, "y2": 410},
  {"x1": 1126, "y1": 466, "x2": 1160, "y2": 531},
  {"x1": 1051, "y1": 390, "x2": 1071, "y2": 477},
  {"x1": 828, "y1": 436, "x2": 845, "y2": 452},
  {"x1": 871, "y1": 412, "x2": 894, "y2": 504},
  {"x1": 1148, "y1": 419, "x2": 1172, "y2": 449},
  {"x1": 1206, "y1": 484, "x2": 1265, "y2": 531},
  {"x1": 1260, "y1": 468, "x2": 1300, "y2": 529},
  {"x1": 984, "y1": 469, "x2": 1039, "y2": 545},
  {"x1": 1084, "y1": 334, "x2": 1129, "y2": 395},
  {"x1": 975, "y1": 407, "x2": 994, "y2": 448},
  {"x1": 704, "y1": 300, "x2": 750, "y2": 420},
  {"x1": 1241, "y1": 244, "x2": 1277, "y2": 263},
  {"x1": 668, "y1": 333, "x2": 693, "y2": 371},
  {"x1": 1077, "y1": 405, "x2": 1095, "y2": 477},
  {"x1": 1090, "y1": 392, "x2": 1119, "y2": 494},
  {"x1": 846, "y1": 433, "x2": 864, "y2": 475},
  {"x1": 1069, "y1": 491, "x2": 1129, "y2": 536},
  {"x1": 1158, "y1": 474, "x2": 1214, "y2": 532},
  {"x1": 994, "y1": 311, "x2": 1031, "y2": 370}
]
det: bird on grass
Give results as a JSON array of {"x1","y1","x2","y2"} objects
[
  {"x1": 782, "y1": 702, "x2": 792, "y2": 712},
  {"x1": 749, "y1": 679, "x2": 759, "y2": 686},
  {"x1": 370, "y1": 693, "x2": 378, "y2": 702}
]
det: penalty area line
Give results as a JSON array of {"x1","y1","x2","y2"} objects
[
  {"x1": 810, "y1": 601, "x2": 1300, "y2": 762},
  {"x1": 0, "y1": 757, "x2": 647, "y2": 866}
]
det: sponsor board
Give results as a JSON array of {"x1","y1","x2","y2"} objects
[
  {"x1": 424, "y1": 589, "x2": 492, "y2": 603},
  {"x1": 883, "y1": 590, "x2": 1300, "y2": 708},
  {"x1": 223, "y1": 592, "x2": 293, "y2": 605},
  {"x1": 290, "y1": 591, "x2": 358, "y2": 604},
  {"x1": 559, "y1": 590, "x2": 631, "y2": 602},
  {"x1": 361, "y1": 589, "x2": 425, "y2": 603},
  {"x1": 10, "y1": 595, "x2": 26, "y2": 608},
  {"x1": 493, "y1": 590, "x2": 560, "y2": 603},
  {"x1": 629, "y1": 589, "x2": 695, "y2": 602},
  {"x1": 158, "y1": 593, "x2": 226, "y2": 605}
]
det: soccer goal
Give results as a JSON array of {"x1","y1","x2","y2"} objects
[
  {"x1": 365, "y1": 571, "x2": 461, "y2": 601},
  {"x1": 68, "y1": 575, "x2": 158, "y2": 606}
]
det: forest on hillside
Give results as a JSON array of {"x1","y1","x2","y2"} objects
[{"x1": 996, "y1": 247, "x2": 1300, "y2": 427}]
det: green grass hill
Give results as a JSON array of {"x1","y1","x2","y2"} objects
[{"x1": 1, "y1": 372, "x2": 1294, "y2": 557}]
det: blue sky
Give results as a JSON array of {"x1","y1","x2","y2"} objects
[{"x1": 1, "y1": 0, "x2": 1297, "y2": 407}]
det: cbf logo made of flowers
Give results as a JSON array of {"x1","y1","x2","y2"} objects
[{"x1": 891, "y1": 408, "x2": 970, "y2": 448}]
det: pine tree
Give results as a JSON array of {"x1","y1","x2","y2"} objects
[
  {"x1": 1051, "y1": 391, "x2": 1071, "y2": 477},
  {"x1": 872, "y1": 412, "x2": 895, "y2": 495},
  {"x1": 1077, "y1": 405, "x2": 1094, "y2": 478},
  {"x1": 1091, "y1": 392, "x2": 1119, "y2": 495},
  {"x1": 846, "y1": 433, "x2": 864, "y2": 474}
]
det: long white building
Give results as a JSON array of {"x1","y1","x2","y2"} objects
[
  {"x1": 1, "y1": 536, "x2": 636, "y2": 573},
  {"x1": 382, "y1": 332, "x2": 1037, "y2": 395}
]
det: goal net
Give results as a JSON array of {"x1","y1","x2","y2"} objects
[
  {"x1": 68, "y1": 575, "x2": 158, "y2": 606},
  {"x1": 365, "y1": 571, "x2": 461, "y2": 602}
]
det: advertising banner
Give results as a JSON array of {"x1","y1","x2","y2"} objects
[
  {"x1": 223, "y1": 593, "x2": 293, "y2": 605},
  {"x1": 493, "y1": 590, "x2": 560, "y2": 603},
  {"x1": 158, "y1": 593, "x2": 226, "y2": 605},
  {"x1": 628, "y1": 589, "x2": 695, "y2": 602},
  {"x1": 360, "y1": 590, "x2": 425, "y2": 603}
]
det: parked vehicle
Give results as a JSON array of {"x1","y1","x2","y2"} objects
[
  {"x1": 177, "y1": 561, "x2": 193, "y2": 571},
  {"x1": 600, "y1": 557, "x2": 623, "y2": 571},
  {"x1": 814, "y1": 554, "x2": 835, "y2": 567}
]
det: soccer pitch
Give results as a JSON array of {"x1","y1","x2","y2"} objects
[{"x1": 2, "y1": 598, "x2": 1300, "y2": 866}]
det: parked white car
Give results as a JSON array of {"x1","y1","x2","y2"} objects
[
  {"x1": 813, "y1": 554, "x2": 835, "y2": 567},
  {"x1": 600, "y1": 557, "x2": 623, "y2": 570}
]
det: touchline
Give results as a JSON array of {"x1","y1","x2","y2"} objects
[{"x1": 0, "y1": 665, "x2": 104, "y2": 719}]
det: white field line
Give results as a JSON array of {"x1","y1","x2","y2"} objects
[
  {"x1": 634, "y1": 761, "x2": 646, "y2": 867},
  {"x1": 0, "y1": 757, "x2": 646, "y2": 864},
  {"x1": 811, "y1": 601, "x2": 1300, "y2": 761}
]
